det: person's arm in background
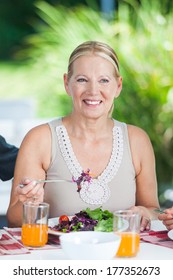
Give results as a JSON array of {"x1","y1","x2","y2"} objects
[
  {"x1": 158, "y1": 208, "x2": 173, "y2": 230},
  {"x1": 0, "y1": 135, "x2": 18, "y2": 181}
]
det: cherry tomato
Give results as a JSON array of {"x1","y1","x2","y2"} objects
[{"x1": 59, "y1": 215, "x2": 69, "y2": 223}]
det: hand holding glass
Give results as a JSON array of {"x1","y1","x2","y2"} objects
[
  {"x1": 21, "y1": 202, "x2": 49, "y2": 247},
  {"x1": 113, "y1": 210, "x2": 140, "y2": 257}
]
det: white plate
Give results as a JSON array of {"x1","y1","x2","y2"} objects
[
  {"x1": 150, "y1": 220, "x2": 167, "y2": 231},
  {"x1": 168, "y1": 229, "x2": 173, "y2": 240},
  {"x1": 48, "y1": 216, "x2": 116, "y2": 236},
  {"x1": 48, "y1": 216, "x2": 73, "y2": 236},
  {"x1": 0, "y1": 232, "x2": 2, "y2": 239},
  {"x1": 48, "y1": 228, "x2": 66, "y2": 236},
  {"x1": 48, "y1": 216, "x2": 73, "y2": 227},
  {"x1": 48, "y1": 216, "x2": 128, "y2": 236},
  {"x1": 48, "y1": 217, "x2": 60, "y2": 228}
]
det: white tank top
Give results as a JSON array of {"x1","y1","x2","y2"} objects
[{"x1": 44, "y1": 118, "x2": 136, "y2": 218}]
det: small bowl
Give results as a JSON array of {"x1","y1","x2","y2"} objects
[{"x1": 59, "y1": 231, "x2": 121, "y2": 260}]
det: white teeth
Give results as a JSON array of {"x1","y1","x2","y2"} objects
[{"x1": 85, "y1": 100, "x2": 100, "y2": 105}]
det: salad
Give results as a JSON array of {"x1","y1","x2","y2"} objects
[{"x1": 51, "y1": 207, "x2": 113, "y2": 233}]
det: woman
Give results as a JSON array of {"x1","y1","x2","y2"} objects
[{"x1": 7, "y1": 41, "x2": 159, "y2": 229}]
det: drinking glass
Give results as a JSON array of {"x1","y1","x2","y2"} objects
[
  {"x1": 21, "y1": 201, "x2": 49, "y2": 247},
  {"x1": 113, "y1": 210, "x2": 140, "y2": 257}
]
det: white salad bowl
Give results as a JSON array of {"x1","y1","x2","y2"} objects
[{"x1": 59, "y1": 231, "x2": 121, "y2": 260}]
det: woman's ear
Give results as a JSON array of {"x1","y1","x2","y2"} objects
[
  {"x1": 63, "y1": 73, "x2": 71, "y2": 96},
  {"x1": 115, "y1": 76, "x2": 122, "y2": 98}
]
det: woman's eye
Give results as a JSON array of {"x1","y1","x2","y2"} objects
[
  {"x1": 100, "y1": 78, "x2": 109, "y2": 83},
  {"x1": 77, "y1": 78, "x2": 87, "y2": 83}
]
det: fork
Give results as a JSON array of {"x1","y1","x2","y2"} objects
[
  {"x1": 19, "y1": 179, "x2": 73, "y2": 188},
  {"x1": 154, "y1": 209, "x2": 165, "y2": 214}
]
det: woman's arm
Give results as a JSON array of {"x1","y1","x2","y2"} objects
[
  {"x1": 128, "y1": 125, "x2": 160, "y2": 230},
  {"x1": 6, "y1": 124, "x2": 51, "y2": 227}
]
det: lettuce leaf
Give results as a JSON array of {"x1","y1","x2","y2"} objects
[
  {"x1": 84, "y1": 207, "x2": 113, "y2": 232},
  {"x1": 94, "y1": 217, "x2": 113, "y2": 232}
]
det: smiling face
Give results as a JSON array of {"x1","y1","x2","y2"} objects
[{"x1": 64, "y1": 54, "x2": 122, "y2": 120}]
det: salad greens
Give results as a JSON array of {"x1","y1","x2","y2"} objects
[
  {"x1": 52, "y1": 207, "x2": 113, "y2": 233},
  {"x1": 85, "y1": 208, "x2": 113, "y2": 232}
]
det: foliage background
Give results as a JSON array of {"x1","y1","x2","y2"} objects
[{"x1": 0, "y1": 0, "x2": 173, "y2": 206}]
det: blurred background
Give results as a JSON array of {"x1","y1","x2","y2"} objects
[{"x1": 0, "y1": 0, "x2": 173, "y2": 226}]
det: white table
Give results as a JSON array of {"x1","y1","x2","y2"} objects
[
  {"x1": 0, "y1": 241, "x2": 173, "y2": 260},
  {"x1": 0, "y1": 220, "x2": 173, "y2": 260}
]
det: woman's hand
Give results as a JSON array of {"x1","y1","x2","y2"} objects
[
  {"x1": 129, "y1": 206, "x2": 151, "y2": 231},
  {"x1": 16, "y1": 178, "x2": 44, "y2": 204},
  {"x1": 158, "y1": 208, "x2": 173, "y2": 230}
]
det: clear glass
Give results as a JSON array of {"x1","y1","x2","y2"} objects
[
  {"x1": 21, "y1": 201, "x2": 49, "y2": 247},
  {"x1": 113, "y1": 210, "x2": 140, "y2": 257}
]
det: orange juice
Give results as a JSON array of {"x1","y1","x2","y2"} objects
[
  {"x1": 21, "y1": 224, "x2": 48, "y2": 247},
  {"x1": 116, "y1": 232, "x2": 140, "y2": 257}
]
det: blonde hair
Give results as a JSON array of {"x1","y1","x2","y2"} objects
[{"x1": 67, "y1": 41, "x2": 120, "y2": 79}]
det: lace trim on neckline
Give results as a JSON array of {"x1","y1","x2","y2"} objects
[{"x1": 56, "y1": 124, "x2": 123, "y2": 204}]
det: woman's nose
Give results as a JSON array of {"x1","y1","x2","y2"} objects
[{"x1": 87, "y1": 81, "x2": 99, "y2": 95}]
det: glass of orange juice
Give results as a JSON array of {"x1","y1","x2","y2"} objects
[
  {"x1": 113, "y1": 210, "x2": 140, "y2": 257},
  {"x1": 21, "y1": 201, "x2": 49, "y2": 247}
]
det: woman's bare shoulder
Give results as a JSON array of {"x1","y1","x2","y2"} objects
[
  {"x1": 20, "y1": 123, "x2": 51, "y2": 148},
  {"x1": 17, "y1": 123, "x2": 52, "y2": 169},
  {"x1": 127, "y1": 124, "x2": 151, "y2": 143},
  {"x1": 126, "y1": 125, "x2": 155, "y2": 176},
  {"x1": 24, "y1": 123, "x2": 50, "y2": 137}
]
